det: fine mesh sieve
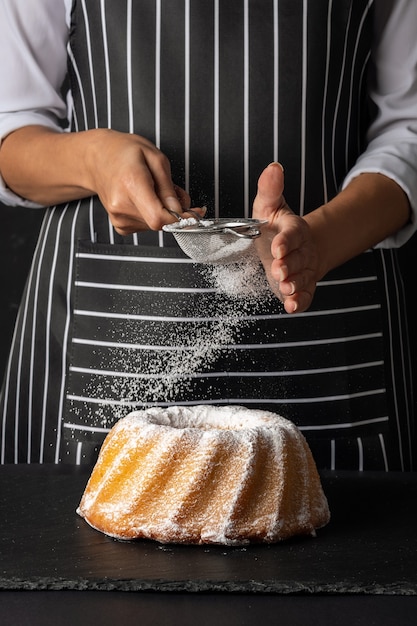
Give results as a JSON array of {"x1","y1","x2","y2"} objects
[{"x1": 162, "y1": 215, "x2": 268, "y2": 264}]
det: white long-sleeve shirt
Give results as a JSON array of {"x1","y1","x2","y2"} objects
[{"x1": 0, "y1": 0, "x2": 417, "y2": 247}]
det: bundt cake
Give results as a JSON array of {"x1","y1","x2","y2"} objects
[{"x1": 77, "y1": 405, "x2": 330, "y2": 545}]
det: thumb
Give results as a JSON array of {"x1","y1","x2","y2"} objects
[{"x1": 253, "y1": 162, "x2": 285, "y2": 219}]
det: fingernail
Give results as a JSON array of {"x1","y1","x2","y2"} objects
[
  {"x1": 164, "y1": 196, "x2": 180, "y2": 210},
  {"x1": 276, "y1": 245, "x2": 286, "y2": 260},
  {"x1": 279, "y1": 265, "x2": 288, "y2": 282},
  {"x1": 268, "y1": 162, "x2": 284, "y2": 172},
  {"x1": 289, "y1": 282, "x2": 296, "y2": 296}
]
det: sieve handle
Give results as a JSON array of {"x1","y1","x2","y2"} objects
[{"x1": 223, "y1": 227, "x2": 261, "y2": 239}]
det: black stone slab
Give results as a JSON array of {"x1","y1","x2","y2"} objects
[
  {"x1": 3, "y1": 592, "x2": 417, "y2": 626},
  {"x1": 1, "y1": 464, "x2": 416, "y2": 594}
]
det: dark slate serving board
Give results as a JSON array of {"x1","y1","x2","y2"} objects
[{"x1": 1, "y1": 464, "x2": 416, "y2": 594}]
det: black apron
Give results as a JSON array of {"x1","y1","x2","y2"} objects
[{"x1": 1, "y1": 0, "x2": 415, "y2": 470}]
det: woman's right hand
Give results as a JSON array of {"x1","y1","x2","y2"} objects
[
  {"x1": 0, "y1": 126, "x2": 205, "y2": 234},
  {"x1": 83, "y1": 129, "x2": 202, "y2": 235}
]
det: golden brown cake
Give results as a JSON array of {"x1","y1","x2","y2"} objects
[{"x1": 77, "y1": 405, "x2": 330, "y2": 545}]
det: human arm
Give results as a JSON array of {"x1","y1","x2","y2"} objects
[
  {"x1": 0, "y1": 125, "x2": 195, "y2": 234},
  {"x1": 0, "y1": 0, "x2": 200, "y2": 233},
  {"x1": 342, "y1": 0, "x2": 417, "y2": 248},
  {"x1": 253, "y1": 0, "x2": 417, "y2": 312},
  {"x1": 253, "y1": 163, "x2": 410, "y2": 314}
]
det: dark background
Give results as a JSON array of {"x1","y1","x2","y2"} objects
[{"x1": 1, "y1": 201, "x2": 416, "y2": 390}]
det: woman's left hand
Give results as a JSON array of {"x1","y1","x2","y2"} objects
[{"x1": 252, "y1": 162, "x2": 321, "y2": 314}]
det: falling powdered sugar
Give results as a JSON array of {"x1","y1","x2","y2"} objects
[
  {"x1": 203, "y1": 250, "x2": 272, "y2": 300},
  {"x1": 68, "y1": 253, "x2": 280, "y2": 434}
]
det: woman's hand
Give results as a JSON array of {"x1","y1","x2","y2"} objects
[
  {"x1": 84, "y1": 130, "x2": 202, "y2": 235},
  {"x1": 252, "y1": 162, "x2": 321, "y2": 313},
  {"x1": 253, "y1": 162, "x2": 411, "y2": 314},
  {"x1": 0, "y1": 126, "x2": 205, "y2": 235}
]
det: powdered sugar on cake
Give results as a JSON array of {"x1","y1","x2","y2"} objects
[{"x1": 77, "y1": 405, "x2": 330, "y2": 545}]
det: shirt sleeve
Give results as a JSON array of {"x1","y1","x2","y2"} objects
[
  {"x1": 342, "y1": 0, "x2": 417, "y2": 248},
  {"x1": 0, "y1": 0, "x2": 69, "y2": 207}
]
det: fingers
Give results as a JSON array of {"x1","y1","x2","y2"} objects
[
  {"x1": 252, "y1": 164, "x2": 315, "y2": 311},
  {"x1": 88, "y1": 130, "x2": 196, "y2": 234},
  {"x1": 253, "y1": 162, "x2": 286, "y2": 220},
  {"x1": 269, "y1": 238, "x2": 319, "y2": 313},
  {"x1": 173, "y1": 185, "x2": 191, "y2": 211},
  {"x1": 274, "y1": 266, "x2": 316, "y2": 312},
  {"x1": 140, "y1": 147, "x2": 186, "y2": 227},
  {"x1": 280, "y1": 290, "x2": 314, "y2": 314},
  {"x1": 250, "y1": 162, "x2": 320, "y2": 313},
  {"x1": 133, "y1": 146, "x2": 209, "y2": 228},
  {"x1": 264, "y1": 261, "x2": 308, "y2": 313}
]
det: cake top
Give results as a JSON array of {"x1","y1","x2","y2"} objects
[{"x1": 120, "y1": 404, "x2": 298, "y2": 434}]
